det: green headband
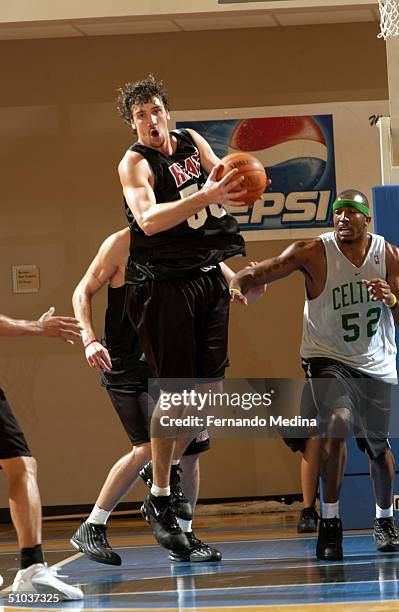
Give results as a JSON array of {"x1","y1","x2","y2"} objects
[{"x1": 332, "y1": 199, "x2": 370, "y2": 217}]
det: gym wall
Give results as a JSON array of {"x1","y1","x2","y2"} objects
[{"x1": 0, "y1": 22, "x2": 386, "y2": 509}]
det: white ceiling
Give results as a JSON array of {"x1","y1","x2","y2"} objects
[{"x1": 0, "y1": 2, "x2": 381, "y2": 40}]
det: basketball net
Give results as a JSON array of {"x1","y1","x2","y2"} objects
[{"x1": 378, "y1": 0, "x2": 399, "y2": 39}]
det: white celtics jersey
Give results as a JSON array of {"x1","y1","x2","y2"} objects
[{"x1": 301, "y1": 231, "x2": 397, "y2": 382}]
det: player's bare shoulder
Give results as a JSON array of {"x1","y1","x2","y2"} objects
[
  {"x1": 287, "y1": 238, "x2": 324, "y2": 268},
  {"x1": 385, "y1": 240, "x2": 399, "y2": 260},
  {"x1": 185, "y1": 127, "x2": 219, "y2": 171},
  {"x1": 185, "y1": 127, "x2": 200, "y2": 141},
  {"x1": 118, "y1": 149, "x2": 151, "y2": 185},
  {"x1": 385, "y1": 240, "x2": 399, "y2": 273},
  {"x1": 304, "y1": 237, "x2": 324, "y2": 257},
  {"x1": 99, "y1": 229, "x2": 130, "y2": 268},
  {"x1": 85, "y1": 229, "x2": 128, "y2": 287},
  {"x1": 185, "y1": 127, "x2": 209, "y2": 151}
]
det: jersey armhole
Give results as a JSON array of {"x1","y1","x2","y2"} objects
[
  {"x1": 305, "y1": 239, "x2": 327, "y2": 301},
  {"x1": 171, "y1": 128, "x2": 193, "y2": 146}
]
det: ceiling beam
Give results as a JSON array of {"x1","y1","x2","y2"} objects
[{"x1": 0, "y1": 0, "x2": 377, "y2": 25}]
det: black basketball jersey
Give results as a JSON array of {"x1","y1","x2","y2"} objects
[
  {"x1": 100, "y1": 284, "x2": 151, "y2": 391},
  {"x1": 124, "y1": 128, "x2": 245, "y2": 283}
]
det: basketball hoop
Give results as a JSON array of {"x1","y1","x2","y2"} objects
[{"x1": 378, "y1": 0, "x2": 399, "y2": 39}]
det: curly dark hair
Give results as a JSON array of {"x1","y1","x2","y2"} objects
[{"x1": 117, "y1": 74, "x2": 169, "y2": 125}]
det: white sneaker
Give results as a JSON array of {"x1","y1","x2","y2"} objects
[
  {"x1": 12, "y1": 563, "x2": 83, "y2": 600},
  {"x1": 0, "y1": 574, "x2": 3, "y2": 587}
]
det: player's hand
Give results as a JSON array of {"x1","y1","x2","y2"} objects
[
  {"x1": 362, "y1": 278, "x2": 396, "y2": 306},
  {"x1": 229, "y1": 263, "x2": 267, "y2": 305},
  {"x1": 85, "y1": 341, "x2": 112, "y2": 373},
  {"x1": 246, "y1": 262, "x2": 268, "y2": 304},
  {"x1": 201, "y1": 164, "x2": 247, "y2": 207},
  {"x1": 229, "y1": 273, "x2": 248, "y2": 305},
  {"x1": 38, "y1": 314, "x2": 82, "y2": 344},
  {"x1": 39, "y1": 306, "x2": 55, "y2": 322},
  {"x1": 230, "y1": 287, "x2": 248, "y2": 305}
]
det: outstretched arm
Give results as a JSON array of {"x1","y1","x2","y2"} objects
[
  {"x1": 230, "y1": 240, "x2": 315, "y2": 297},
  {"x1": 0, "y1": 311, "x2": 81, "y2": 343}
]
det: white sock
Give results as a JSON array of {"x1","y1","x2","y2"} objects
[
  {"x1": 322, "y1": 501, "x2": 340, "y2": 519},
  {"x1": 151, "y1": 484, "x2": 170, "y2": 497},
  {"x1": 376, "y1": 503, "x2": 393, "y2": 519},
  {"x1": 171, "y1": 460, "x2": 180, "y2": 466},
  {"x1": 87, "y1": 504, "x2": 111, "y2": 525},
  {"x1": 178, "y1": 518, "x2": 192, "y2": 532}
]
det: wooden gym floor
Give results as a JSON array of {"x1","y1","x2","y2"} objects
[{"x1": 0, "y1": 510, "x2": 399, "y2": 611}]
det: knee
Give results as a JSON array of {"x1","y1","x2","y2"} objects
[
  {"x1": 327, "y1": 409, "x2": 351, "y2": 439},
  {"x1": 0, "y1": 456, "x2": 37, "y2": 481},
  {"x1": 26, "y1": 456, "x2": 37, "y2": 477},
  {"x1": 133, "y1": 442, "x2": 151, "y2": 462},
  {"x1": 370, "y1": 448, "x2": 394, "y2": 466}
]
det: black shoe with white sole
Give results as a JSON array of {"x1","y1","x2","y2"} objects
[
  {"x1": 141, "y1": 495, "x2": 190, "y2": 552},
  {"x1": 70, "y1": 521, "x2": 121, "y2": 566},
  {"x1": 169, "y1": 531, "x2": 222, "y2": 563},
  {"x1": 373, "y1": 517, "x2": 399, "y2": 552}
]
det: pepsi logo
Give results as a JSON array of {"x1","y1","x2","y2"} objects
[
  {"x1": 177, "y1": 115, "x2": 336, "y2": 233},
  {"x1": 228, "y1": 117, "x2": 329, "y2": 193}
]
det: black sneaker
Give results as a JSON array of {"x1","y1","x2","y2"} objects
[
  {"x1": 297, "y1": 506, "x2": 318, "y2": 533},
  {"x1": 70, "y1": 521, "x2": 121, "y2": 565},
  {"x1": 316, "y1": 518, "x2": 343, "y2": 561},
  {"x1": 139, "y1": 461, "x2": 193, "y2": 520},
  {"x1": 373, "y1": 517, "x2": 399, "y2": 552},
  {"x1": 141, "y1": 495, "x2": 190, "y2": 552},
  {"x1": 169, "y1": 531, "x2": 222, "y2": 563}
]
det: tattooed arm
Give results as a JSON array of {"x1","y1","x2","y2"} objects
[{"x1": 230, "y1": 239, "x2": 319, "y2": 296}]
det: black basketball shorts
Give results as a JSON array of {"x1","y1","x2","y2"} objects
[
  {"x1": 300, "y1": 357, "x2": 392, "y2": 460},
  {"x1": 0, "y1": 387, "x2": 31, "y2": 460},
  {"x1": 126, "y1": 267, "x2": 229, "y2": 383}
]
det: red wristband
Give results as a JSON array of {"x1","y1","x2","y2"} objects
[{"x1": 84, "y1": 339, "x2": 98, "y2": 350}]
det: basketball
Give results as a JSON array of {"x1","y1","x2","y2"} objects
[{"x1": 218, "y1": 152, "x2": 268, "y2": 206}]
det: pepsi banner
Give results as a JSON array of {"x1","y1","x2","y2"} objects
[{"x1": 173, "y1": 101, "x2": 388, "y2": 240}]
